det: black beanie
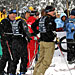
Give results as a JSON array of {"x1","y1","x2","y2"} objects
[
  {"x1": 45, "y1": 6, "x2": 55, "y2": 13},
  {"x1": 8, "y1": 9, "x2": 17, "y2": 14},
  {"x1": 71, "y1": 10, "x2": 75, "y2": 16}
]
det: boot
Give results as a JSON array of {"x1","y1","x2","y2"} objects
[
  {"x1": 9, "y1": 73, "x2": 15, "y2": 75},
  {"x1": 71, "y1": 59, "x2": 75, "y2": 63},
  {"x1": 68, "y1": 61, "x2": 73, "y2": 64},
  {"x1": 68, "y1": 59, "x2": 75, "y2": 64},
  {"x1": 19, "y1": 72, "x2": 25, "y2": 75}
]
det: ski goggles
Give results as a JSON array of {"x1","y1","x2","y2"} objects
[{"x1": 45, "y1": 8, "x2": 55, "y2": 13}]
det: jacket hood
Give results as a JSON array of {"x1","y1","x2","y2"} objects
[{"x1": 60, "y1": 13, "x2": 67, "y2": 19}]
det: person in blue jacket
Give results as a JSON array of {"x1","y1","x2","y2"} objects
[
  {"x1": 66, "y1": 9, "x2": 75, "y2": 64},
  {"x1": 55, "y1": 13, "x2": 67, "y2": 31}
]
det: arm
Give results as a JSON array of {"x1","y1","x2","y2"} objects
[
  {"x1": 31, "y1": 19, "x2": 40, "y2": 36},
  {"x1": 66, "y1": 23, "x2": 71, "y2": 32},
  {"x1": 22, "y1": 20, "x2": 31, "y2": 38},
  {"x1": 19, "y1": 19, "x2": 32, "y2": 41}
]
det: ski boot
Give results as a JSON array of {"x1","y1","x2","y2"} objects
[
  {"x1": 9, "y1": 73, "x2": 15, "y2": 75},
  {"x1": 71, "y1": 59, "x2": 75, "y2": 64},
  {"x1": 68, "y1": 61, "x2": 73, "y2": 64},
  {"x1": 68, "y1": 58, "x2": 75, "y2": 64},
  {"x1": 18, "y1": 72, "x2": 25, "y2": 75}
]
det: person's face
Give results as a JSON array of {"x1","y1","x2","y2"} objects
[
  {"x1": 70, "y1": 15, "x2": 75, "y2": 19},
  {"x1": 36, "y1": 15, "x2": 39, "y2": 19},
  {"x1": 25, "y1": 12, "x2": 30, "y2": 20},
  {"x1": 62, "y1": 16, "x2": 66, "y2": 21},
  {"x1": 3, "y1": 9, "x2": 6, "y2": 13},
  {"x1": 14, "y1": 13, "x2": 17, "y2": 17},
  {"x1": 9, "y1": 13, "x2": 17, "y2": 21},
  {"x1": 48, "y1": 11, "x2": 55, "y2": 17}
]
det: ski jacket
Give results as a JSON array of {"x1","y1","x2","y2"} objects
[
  {"x1": 66, "y1": 18, "x2": 75, "y2": 39},
  {"x1": 55, "y1": 13, "x2": 67, "y2": 31},
  {"x1": 26, "y1": 16, "x2": 36, "y2": 25},
  {"x1": 31, "y1": 14, "x2": 56, "y2": 42},
  {"x1": 0, "y1": 17, "x2": 30, "y2": 41}
]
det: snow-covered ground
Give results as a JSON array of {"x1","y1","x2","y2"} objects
[
  {"x1": 45, "y1": 50, "x2": 75, "y2": 75},
  {"x1": 4, "y1": 48, "x2": 75, "y2": 75},
  {"x1": 25, "y1": 49, "x2": 75, "y2": 75}
]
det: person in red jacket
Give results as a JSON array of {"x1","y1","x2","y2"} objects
[{"x1": 26, "y1": 10, "x2": 39, "y2": 68}]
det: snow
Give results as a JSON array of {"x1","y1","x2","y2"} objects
[
  {"x1": 45, "y1": 50, "x2": 75, "y2": 75},
  {"x1": 25, "y1": 49, "x2": 75, "y2": 75},
  {"x1": 4, "y1": 48, "x2": 75, "y2": 75}
]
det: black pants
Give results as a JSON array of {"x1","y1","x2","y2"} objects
[
  {"x1": 9, "y1": 37, "x2": 28, "y2": 74},
  {"x1": 67, "y1": 39, "x2": 75, "y2": 61},
  {"x1": 0, "y1": 40, "x2": 11, "y2": 74}
]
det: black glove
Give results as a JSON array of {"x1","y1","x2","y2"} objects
[
  {"x1": 28, "y1": 38, "x2": 32, "y2": 42},
  {"x1": 38, "y1": 39, "x2": 40, "y2": 42}
]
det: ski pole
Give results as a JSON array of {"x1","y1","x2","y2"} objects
[
  {"x1": 6, "y1": 40, "x2": 13, "y2": 60},
  {"x1": 57, "y1": 44, "x2": 72, "y2": 75}
]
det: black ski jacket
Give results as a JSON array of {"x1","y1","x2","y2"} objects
[
  {"x1": 0, "y1": 17, "x2": 30, "y2": 41},
  {"x1": 31, "y1": 14, "x2": 56, "y2": 42}
]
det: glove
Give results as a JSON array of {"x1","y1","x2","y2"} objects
[
  {"x1": 37, "y1": 33, "x2": 40, "y2": 38},
  {"x1": 55, "y1": 38, "x2": 60, "y2": 44},
  {"x1": 53, "y1": 31, "x2": 57, "y2": 37},
  {"x1": 34, "y1": 36, "x2": 37, "y2": 40},
  {"x1": 38, "y1": 38, "x2": 40, "y2": 42},
  {"x1": 71, "y1": 28, "x2": 74, "y2": 32},
  {"x1": 28, "y1": 38, "x2": 32, "y2": 42}
]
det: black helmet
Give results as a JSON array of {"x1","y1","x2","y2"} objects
[{"x1": 45, "y1": 6, "x2": 55, "y2": 13}]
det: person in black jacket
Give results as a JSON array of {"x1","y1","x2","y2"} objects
[
  {"x1": 31, "y1": 6, "x2": 56, "y2": 75},
  {"x1": 0, "y1": 9, "x2": 17, "y2": 75},
  {"x1": 0, "y1": 9, "x2": 31, "y2": 75}
]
